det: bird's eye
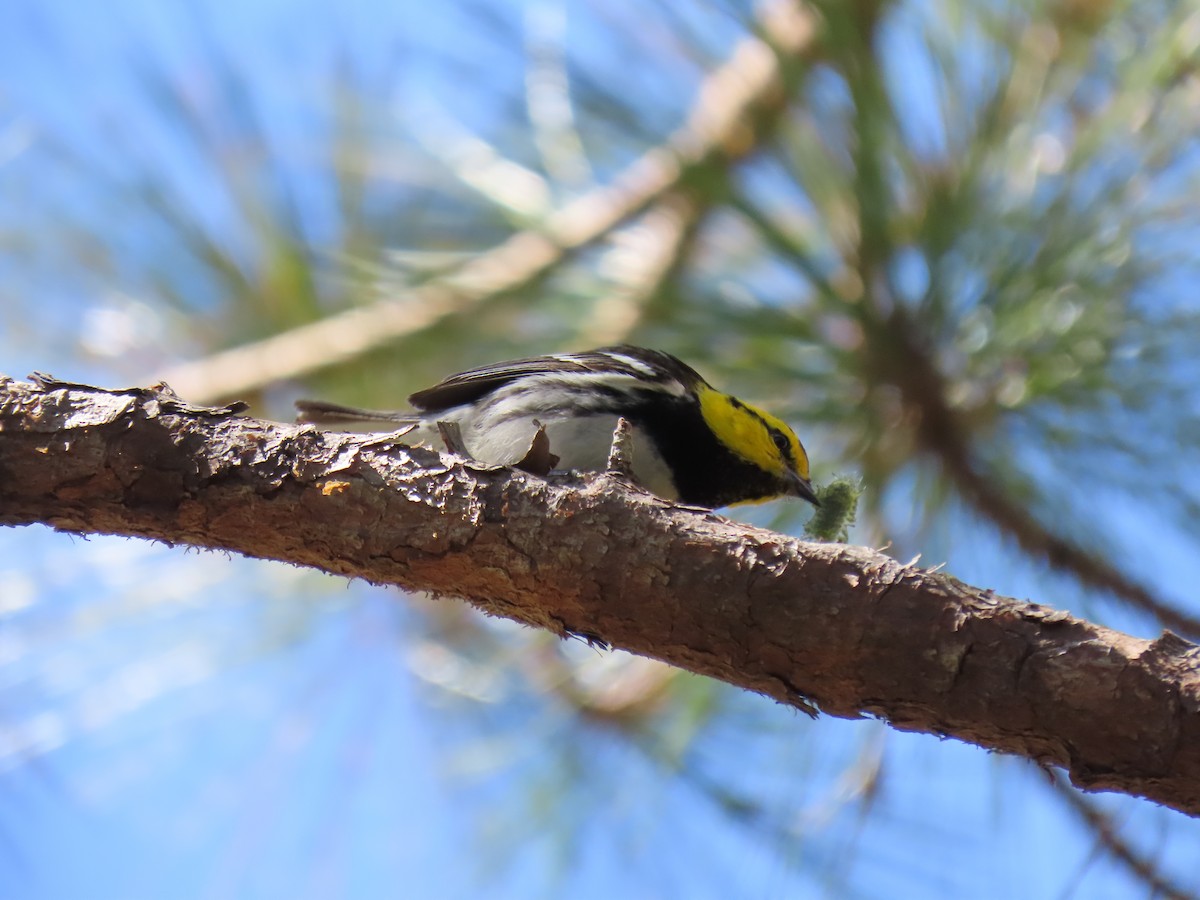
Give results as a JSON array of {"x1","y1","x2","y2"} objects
[{"x1": 771, "y1": 430, "x2": 790, "y2": 456}]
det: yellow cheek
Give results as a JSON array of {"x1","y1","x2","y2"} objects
[
  {"x1": 798, "y1": 454, "x2": 811, "y2": 479},
  {"x1": 790, "y1": 440, "x2": 811, "y2": 479},
  {"x1": 698, "y1": 389, "x2": 785, "y2": 475}
]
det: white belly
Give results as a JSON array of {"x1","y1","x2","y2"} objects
[{"x1": 410, "y1": 409, "x2": 677, "y2": 499}]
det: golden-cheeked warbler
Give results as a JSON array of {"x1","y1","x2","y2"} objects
[{"x1": 296, "y1": 346, "x2": 818, "y2": 509}]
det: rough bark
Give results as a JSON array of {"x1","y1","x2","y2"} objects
[{"x1": 2, "y1": 374, "x2": 1199, "y2": 816}]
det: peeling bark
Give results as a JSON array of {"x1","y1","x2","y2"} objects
[{"x1": 1, "y1": 374, "x2": 1199, "y2": 816}]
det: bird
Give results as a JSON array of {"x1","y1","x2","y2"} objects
[{"x1": 295, "y1": 345, "x2": 818, "y2": 509}]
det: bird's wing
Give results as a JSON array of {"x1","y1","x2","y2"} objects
[{"x1": 408, "y1": 346, "x2": 702, "y2": 411}]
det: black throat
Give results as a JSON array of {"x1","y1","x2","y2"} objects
[{"x1": 627, "y1": 394, "x2": 786, "y2": 508}]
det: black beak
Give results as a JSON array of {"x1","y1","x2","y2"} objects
[{"x1": 789, "y1": 472, "x2": 821, "y2": 507}]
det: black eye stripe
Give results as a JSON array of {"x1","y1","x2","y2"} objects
[
  {"x1": 719, "y1": 393, "x2": 796, "y2": 465},
  {"x1": 770, "y1": 428, "x2": 793, "y2": 460}
]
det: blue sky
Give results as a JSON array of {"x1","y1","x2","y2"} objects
[{"x1": 2, "y1": 0, "x2": 1199, "y2": 897}]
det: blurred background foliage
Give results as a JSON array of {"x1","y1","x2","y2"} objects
[{"x1": 3, "y1": 0, "x2": 1200, "y2": 896}]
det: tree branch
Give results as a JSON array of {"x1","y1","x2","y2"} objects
[
  {"x1": 881, "y1": 305, "x2": 1200, "y2": 640},
  {"x1": 2, "y1": 374, "x2": 1199, "y2": 816}
]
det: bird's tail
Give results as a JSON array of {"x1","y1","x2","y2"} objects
[{"x1": 295, "y1": 400, "x2": 419, "y2": 427}]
